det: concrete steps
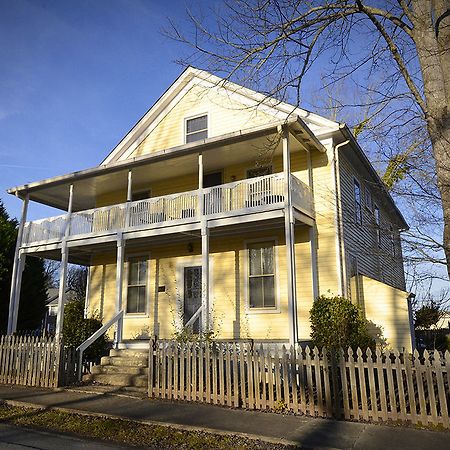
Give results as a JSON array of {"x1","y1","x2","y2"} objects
[{"x1": 84, "y1": 349, "x2": 149, "y2": 388}]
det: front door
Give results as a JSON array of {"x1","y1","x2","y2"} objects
[{"x1": 184, "y1": 266, "x2": 202, "y2": 333}]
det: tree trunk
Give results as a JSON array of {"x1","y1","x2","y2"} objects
[{"x1": 412, "y1": 0, "x2": 450, "y2": 277}]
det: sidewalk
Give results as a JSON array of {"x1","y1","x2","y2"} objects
[{"x1": 0, "y1": 384, "x2": 448, "y2": 449}]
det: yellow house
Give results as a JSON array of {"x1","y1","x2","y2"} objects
[{"x1": 7, "y1": 67, "x2": 414, "y2": 355}]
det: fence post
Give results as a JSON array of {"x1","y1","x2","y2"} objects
[{"x1": 148, "y1": 335, "x2": 157, "y2": 398}]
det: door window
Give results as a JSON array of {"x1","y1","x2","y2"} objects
[{"x1": 184, "y1": 266, "x2": 202, "y2": 333}]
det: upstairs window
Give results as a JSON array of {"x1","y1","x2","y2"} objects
[
  {"x1": 247, "y1": 166, "x2": 272, "y2": 179},
  {"x1": 132, "y1": 190, "x2": 151, "y2": 202},
  {"x1": 185, "y1": 115, "x2": 208, "y2": 143},
  {"x1": 354, "y1": 179, "x2": 362, "y2": 225},
  {"x1": 248, "y1": 241, "x2": 276, "y2": 309},
  {"x1": 374, "y1": 205, "x2": 381, "y2": 247},
  {"x1": 390, "y1": 225, "x2": 396, "y2": 256}
]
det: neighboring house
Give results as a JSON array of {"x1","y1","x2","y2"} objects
[
  {"x1": 7, "y1": 67, "x2": 414, "y2": 351},
  {"x1": 42, "y1": 287, "x2": 77, "y2": 333},
  {"x1": 437, "y1": 312, "x2": 450, "y2": 330}
]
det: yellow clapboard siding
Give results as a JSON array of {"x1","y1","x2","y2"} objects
[
  {"x1": 94, "y1": 153, "x2": 308, "y2": 208},
  {"x1": 360, "y1": 276, "x2": 412, "y2": 352},
  {"x1": 87, "y1": 227, "x2": 314, "y2": 341},
  {"x1": 131, "y1": 84, "x2": 278, "y2": 158}
]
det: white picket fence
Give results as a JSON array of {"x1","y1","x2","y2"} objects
[
  {"x1": 148, "y1": 341, "x2": 450, "y2": 428},
  {"x1": 0, "y1": 335, "x2": 77, "y2": 387}
]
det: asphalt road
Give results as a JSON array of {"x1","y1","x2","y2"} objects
[{"x1": 0, "y1": 423, "x2": 130, "y2": 449}]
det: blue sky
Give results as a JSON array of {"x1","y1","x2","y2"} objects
[
  {"x1": 1, "y1": 0, "x2": 447, "y2": 295},
  {"x1": 0, "y1": 0, "x2": 194, "y2": 220}
]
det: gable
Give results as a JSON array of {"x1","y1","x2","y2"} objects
[
  {"x1": 130, "y1": 82, "x2": 281, "y2": 159},
  {"x1": 102, "y1": 67, "x2": 339, "y2": 164}
]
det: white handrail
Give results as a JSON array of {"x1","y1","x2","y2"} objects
[{"x1": 76, "y1": 309, "x2": 124, "y2": 380}]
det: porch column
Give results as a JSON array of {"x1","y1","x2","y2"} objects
[
  {"x1": 11, "y1": 251, "x2": 26, "y2": 333},
  {"x1": 198, "y1": 153, "x2": 204, "y2": 217},
  {"x1": 83, "y1": 265, "x2": 91, "y2": 319},
  {"x1": 55, "y1": 184, "x2": 74, "y2": 338},
  {"x1": 198, "y1": 153, "x2": 210, "y2": 330},
  {"x1": 281, "y1": 125, "x2": 298, "y2": 345},
  {"x1": 114, "y1": 234, "x2": 125, "y2": 348},
  {"x1": 125, "y1": 170, "x2": 133, "y2": 229},
  {"x1": 306, "y1": 149, "x2": 314, "y2": 191},
  {"x1": 127, "y1": 170, "x2": 133, "y2": 202},
  {"x1": 201, "y1": 225, "x2": 210, "y2": 331},
  {"x1": 7, "y1": 194, "x2": 29, "y2": 335},
  {"x1": 55, "y1": 245, "x2": 69, "y2": 337},
  {"x1": 306, "y1": 150, "x2": 319, "y2": 299},
  {"x1": 309, "y1": 226, "x2": 319, "y2": 299}
]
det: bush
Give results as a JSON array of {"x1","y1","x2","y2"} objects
[
  {"x1": 62, "y1": 300, "x2": 109, "y2": 360},
  {"x1": 310, "y1": 295, "x2": 375, "y2": 351}
]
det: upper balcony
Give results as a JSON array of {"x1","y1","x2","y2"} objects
[{"x1": 22, "y1": 173, "x2": 314, "y2": 248}]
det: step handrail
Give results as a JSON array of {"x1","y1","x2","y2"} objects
[{"x1": 76, "y1": 309, "x2": 124, "y2": 381}]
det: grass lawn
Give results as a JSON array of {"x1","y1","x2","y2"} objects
[{"x1": 0, "y1": 403, "x2": 299, "y2": 449}]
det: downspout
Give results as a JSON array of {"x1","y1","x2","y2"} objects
[{"x1": 333, "y1": 139, "x2": 350, "y2": 296}]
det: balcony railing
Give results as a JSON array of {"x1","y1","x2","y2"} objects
[{"x1": 22, "y1": 173, "x2": 314, "y2": 246}]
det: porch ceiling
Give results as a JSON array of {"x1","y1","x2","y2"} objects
[{"x1": 7, "y1": 118, "x2": 322, "y2": 213}]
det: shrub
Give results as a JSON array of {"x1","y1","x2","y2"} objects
[
  {"x1": 310, "y1": 295, "x2": 375, "y2": 351},
  {"x1": 62, "y1": 300, "x2": 109, "y2": 360}
]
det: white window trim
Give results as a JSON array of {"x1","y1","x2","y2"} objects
[
  {"x1": 175, "y1": 255, "x2": 214, "y2": 330},
  {"x1": 373, "y1": 203, "x2": 382, "y2": 248},
  {"x1": 390, "y1": 224, "x2": 396, "y2": 256},
  {"x1": 124, "y1": 253, "x2": 151, "y2": 317},
  {"x1": 244, "y1": 237, "x2": 280, "y2": 314},
  {"x1": 184, "y1": 113, "x2": 209, "y2": 145}
]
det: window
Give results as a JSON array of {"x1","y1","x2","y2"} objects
[
  {"x1": 247, "y1": 166, "x2": 272, "y2": 179},
  {"x1": 185, "y1": 115, "x2": 207, "y2": 143},
  {"x1": 248, "y1": 241, "x2": 276, "y2": 308},
  {"x1": 348, "y1": 254, "x2": 363, "y2": 309},
  {"x1": 390, "y1": 225, "x2": 396, "y2": 256},
  {"x1": 126, "y1": 257, "x2": 148, "y2": 314},
  {"x1": 374, "y1": 205, "x2": 381, "y2": 247},
  {"x1": 132, "y1": 190, "x2": 151, "y2": 202},
  {"x1": 354, "y1": 179, "x2": 362, "y2": 224}
]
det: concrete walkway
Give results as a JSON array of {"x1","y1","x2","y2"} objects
[{"x1": 0, "y1": 384, "x2": 448, "y2": 449}]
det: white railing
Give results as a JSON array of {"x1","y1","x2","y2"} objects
[
  {"x1": 203, "y1": 173, "x2": 285, "y2": 215},
  {"x1": 128, "y1": 190, "x2": 198, "y2": 227},
  {"x1": 291, "y1": 174, "x2": 314, "y2": 214},
  {"x1": 23, "y1": 215, "x2": 67, "y2": 244},
  {"x1": 22, "y1": 173, "x2": 314, "y2": 245}
]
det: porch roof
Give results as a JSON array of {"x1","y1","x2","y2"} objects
[{"x1": 7, "y1": 117, "x2": 324, "y2": 212}]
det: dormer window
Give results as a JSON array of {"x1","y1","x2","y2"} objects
[{"x1": 186, "y1": 115, "x2": 208, "y2": 143}]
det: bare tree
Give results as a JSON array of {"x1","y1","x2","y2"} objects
[
  {"x1": 44, "y1": 260, "x2": 88, "y2": 301},
  {"x1": 67, "y1": 265, "x2": 88, "y2": 301},
  {"x1": 168, "y1": 0, "x2": 450, "y2": 276},
  {"x1": 309, "y1": 78, "x2": 447, "y2": 293}
]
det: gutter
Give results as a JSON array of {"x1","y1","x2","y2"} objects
[{"x1": 333, "y1": 140, "x2": 350, "y2": 297}]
